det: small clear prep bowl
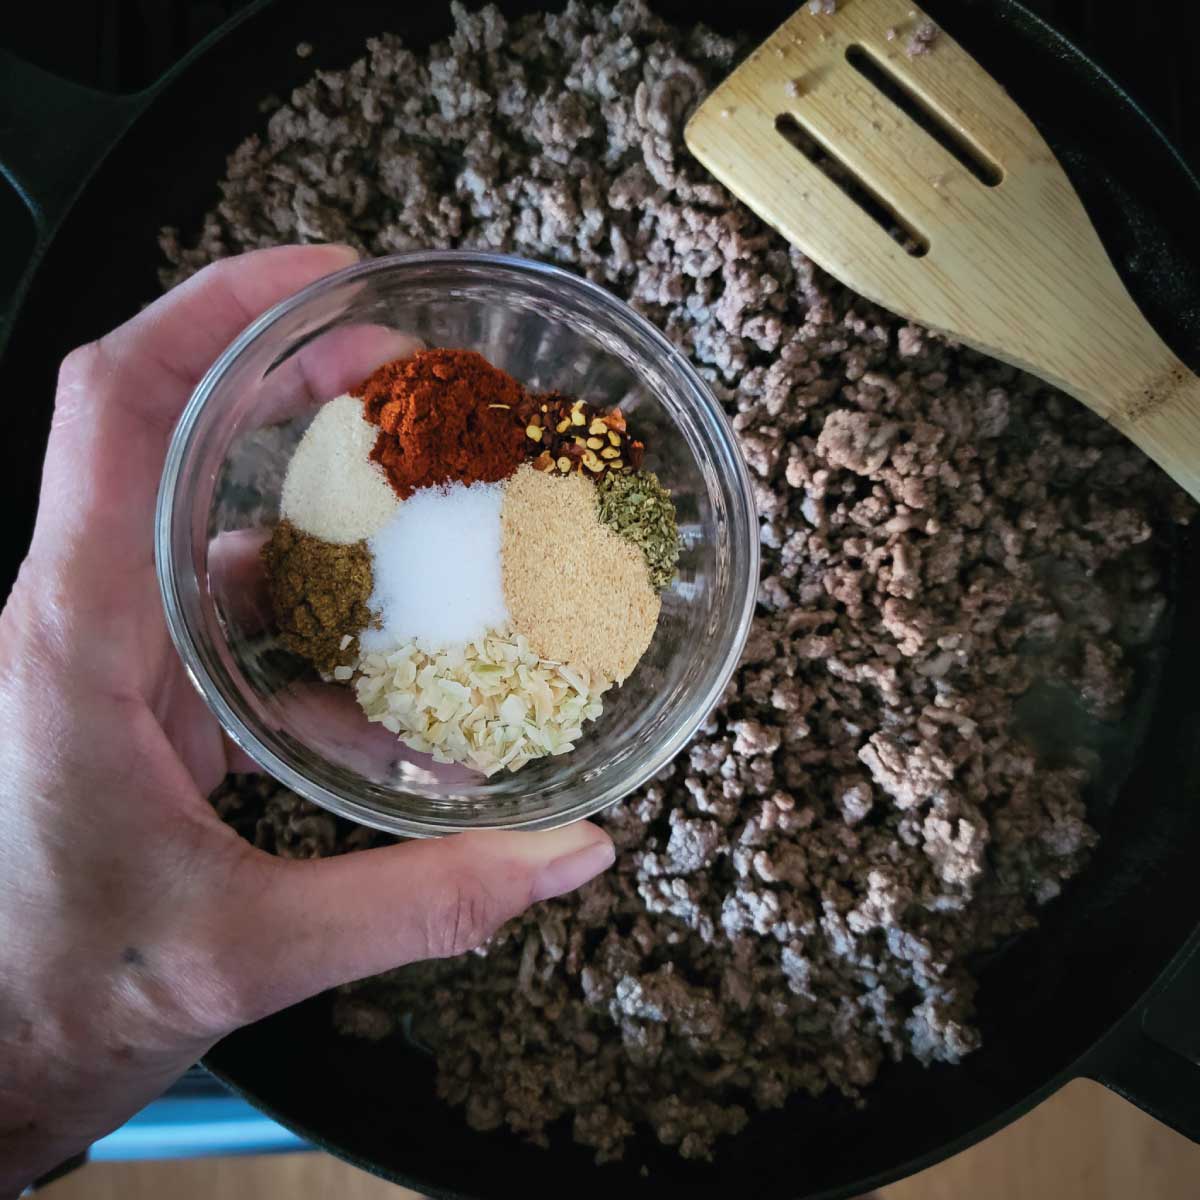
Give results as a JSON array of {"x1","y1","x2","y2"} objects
[{"x1": 156, "y1": 251, "x2": 758, "y2": 836}]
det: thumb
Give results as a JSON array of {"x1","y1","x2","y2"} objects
[{"x1": 226, "y1": 822, "x2": 614, "y2": 1023}]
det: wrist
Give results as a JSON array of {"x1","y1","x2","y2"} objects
[{"x1": 0, "y1": 949, "x2": 218, "y2": 1194}]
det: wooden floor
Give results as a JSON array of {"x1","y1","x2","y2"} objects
[{"x1": 44, "y1": 1080, "x2": 1199, "y2": 1199}]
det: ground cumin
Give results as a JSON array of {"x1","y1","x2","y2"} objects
[{"x1": 262, "y1": 520, "x2": 375, "y2": 673}]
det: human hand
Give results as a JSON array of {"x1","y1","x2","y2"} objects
[{"x1": 0, "y1": 245, "x2": 614, "y2": 1195}]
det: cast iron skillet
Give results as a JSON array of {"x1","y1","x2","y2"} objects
[{"x1": 1, "y1": 2, "x2": 1198, "y2": 1196}]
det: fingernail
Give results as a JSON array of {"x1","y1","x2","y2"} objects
[{"x1": 531, "y1": 839, "x2": 615, "y2": 903}]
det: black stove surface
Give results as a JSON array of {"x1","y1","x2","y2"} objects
[
  {"x1": 3, "y1": 1, "x2": 1196, "y2": 161},
  {"x1": 0, "y1": 0, "x2": 1195, "y2": 343}
]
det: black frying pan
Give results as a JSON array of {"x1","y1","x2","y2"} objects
[{"x1": 1, "y1": 2, "x2": 1199, "y2": 1197}]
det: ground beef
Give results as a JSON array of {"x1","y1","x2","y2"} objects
[
  {"x1": 906, "y1": 19, "x2": 940, "y2": 57},
  {"x1": 178, "y1": 0, "x2": 1192, "y2": 1166}
]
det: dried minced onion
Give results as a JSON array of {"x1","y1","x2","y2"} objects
[{"x1": 353, "y1": 631, "x2": 609, "y2": 776}]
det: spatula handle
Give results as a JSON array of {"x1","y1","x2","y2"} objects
[{"x1": 1108, "y1": 356, "x2": 1200, "y2": 503}]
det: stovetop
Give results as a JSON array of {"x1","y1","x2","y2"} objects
[
  {"x1": 3, "y1": 1, "x2": 1196, "y2": 163},
  {"x1": 2, "y1": 0, "x2": 1196, "y2": 1168}
]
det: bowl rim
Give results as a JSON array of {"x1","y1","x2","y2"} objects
[{"x1": 156, "y1": 248, "x2": 760, "y2": 836}]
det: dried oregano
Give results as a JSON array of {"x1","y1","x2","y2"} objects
[{"x1": 595, "y1": 470, "x2": 680, "y2": 592}]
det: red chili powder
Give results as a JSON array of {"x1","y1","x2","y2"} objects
[{"x1": 354, "y1": 349, "x2": 528, "y2": 499}]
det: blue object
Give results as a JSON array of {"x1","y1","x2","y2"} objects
[{"x1": 89, "y1": 1071, "x2": 310, "y2": 1161}]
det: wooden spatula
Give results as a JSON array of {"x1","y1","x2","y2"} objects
[{"x1": 684, "y1": 0, "x2": 1200, "y2": 500}]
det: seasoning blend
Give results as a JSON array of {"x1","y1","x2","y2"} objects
[
  {"x1": 280, "y1": 395, "x2": 399, "y2": 543},
  {"x1": 359, "y1": 349, "x2": 526, "y2": 496},
  {"x1": 262, "y1": 520, "x2": 374, "y2": 673},
  {"x1": 354, "y1": 633, "x2": 607, "y2": 775},
  {"x1": 596, "y1": 470, "x2": 680, "y2": 592},
  {"x1": 501, "y1": 466, "x2": 660, "y2": 684},
  {"x1": 263, "y1": 346, "x2": 681, "y2": 775},
  {"x1": 362, "y1": 481, "x2": 508, "y2": 652}
]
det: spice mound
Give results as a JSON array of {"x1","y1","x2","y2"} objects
[
  {"x1": 357, "y1": 348, "x2": 526, "y2": 499},
  {"x1": 262, "y1": 347, "x2": 680, "y2": 775},
  {"x1": 262, "y1": 520, "x2": 374, "y2": 674},
  {"x1": 502, "y1": 466, "x2": 660, "y2": 683},
  {"x1": 281, "y1": 395, "x2": 399, "y2": 543},
  {"x1": 596, "y1": 470, "x2": 680, "y2": 592},
  {"x1": 355, "y1": 633, "x2": 607, "y2": 775}
]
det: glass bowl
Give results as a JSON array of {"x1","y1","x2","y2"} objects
[{"x1": 156, "y1": 251, "x2": 758, "y2": 836}]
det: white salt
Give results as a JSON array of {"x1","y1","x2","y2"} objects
[
  {"x1": 362, "y1": 481, "x2": 509, "y2": 651},
  {"x1": 281, "y1": 394, "x2": 399, "y2": 543}
]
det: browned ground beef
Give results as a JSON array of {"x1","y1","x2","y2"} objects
[{"x1": 178, "y1": 0, "x2": 1191, "y2": 1165}]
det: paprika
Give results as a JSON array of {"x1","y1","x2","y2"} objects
[{"x1": 355, "y1": 349, "x2": 527, "y2": 499}]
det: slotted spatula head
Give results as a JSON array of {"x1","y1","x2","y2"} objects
[{"x1": 685, "y1": 0, "x2": 1200, "y2": 500}]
